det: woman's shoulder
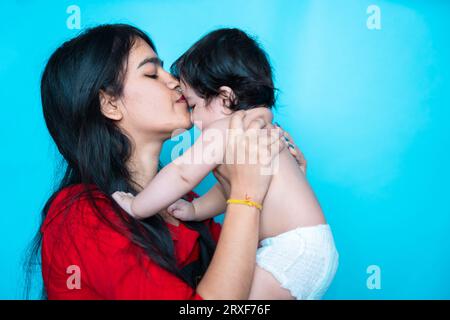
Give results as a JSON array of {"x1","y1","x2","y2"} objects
[
  {"x1": 49, "y1": 183, "x2": 109, "y2": 207},
  {"x1": 41, "y1": 183, "x2": 132, "y2": 266}
]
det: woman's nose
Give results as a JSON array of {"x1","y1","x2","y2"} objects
[{"x1": 161, "y1": 69, "x2": 181, "y2": 91}]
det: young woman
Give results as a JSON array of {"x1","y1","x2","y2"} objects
[{"x1": 28, "y1": 24, "x2": 302, "y2": 299}]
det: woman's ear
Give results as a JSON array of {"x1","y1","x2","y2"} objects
[
  {"x1": 218, "y1": 86, "x2": 236, "y2": 108},
  {"x1": 99, "y1": 90, "x2": 123, "y2": 121}
]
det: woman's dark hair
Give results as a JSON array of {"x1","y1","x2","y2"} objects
[
  {"x1": 25, "y1": 24, "x2": 216, "y2": 298},
  {"x1": 171, "y1": 28, "x2": 276, "y2": 111}
]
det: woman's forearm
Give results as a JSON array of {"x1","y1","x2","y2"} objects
[
  {"x1": 196, "y1": 111, "x2": 281, "y2": 300},
  {"x1": 196, "y1": 198, "x2": 260, "y2": 300}
]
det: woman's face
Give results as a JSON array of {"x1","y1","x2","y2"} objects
[{"x1": 113, "y1": 38, "x2": 192, "y2": 141}]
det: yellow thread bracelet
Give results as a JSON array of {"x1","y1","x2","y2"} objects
[{"x1": 226, "y1": 199, "x2": 263, "y2": 210}]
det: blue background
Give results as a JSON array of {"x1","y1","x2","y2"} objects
[{"x1": 0, "y1": 0, "x2": 449, "y2": 299}]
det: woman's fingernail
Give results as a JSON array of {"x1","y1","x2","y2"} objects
[
  {"x1": 284, "y1": 136, "x2": 290, "y2": 142},
  {"x1": 288, "y1": 143, "x2": 295, "y2": 149}
]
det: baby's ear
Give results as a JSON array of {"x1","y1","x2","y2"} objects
[{"x1": 218, "y1": 86, "x2": 236, "y2": 108}]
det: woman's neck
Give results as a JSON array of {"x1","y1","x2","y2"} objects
[
  {"x1": 128, "y1": 137, "x2": 181, "y2": 227},
  {"x1": 128, "y1": 140, "x2": 162, "y2": 192}
]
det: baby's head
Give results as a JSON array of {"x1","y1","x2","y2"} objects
[{"x1": 171, "y1": 28, "x2": 275, "y2": 128}]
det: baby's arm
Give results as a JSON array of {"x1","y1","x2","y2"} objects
[
  {"x1": 191, "y1": 183, "x2": 227, "y2": 221},
  {"x1": 181, "y1": 109, "x2": 272, "y2": 221},
  {"x1": 128, "y1": 123, "x2": 228, "y2": 219},
  {"x1": 166, "y1": 183, "x2": 227, "y2": 222},
  {"x1": 113, "y1": 109, "x2": 272, "y2": 219}
]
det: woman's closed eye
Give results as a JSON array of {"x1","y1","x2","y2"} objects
[{"x1": 145, "y1": 74, "x2": 158, "y2": 79}]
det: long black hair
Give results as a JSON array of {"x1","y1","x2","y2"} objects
[
  {"x1": 171, "y1": 28, "x2": 276, "y2": 111},
  {"x1": 25, "y1": 24, "x2": 216, "y2": 298}
]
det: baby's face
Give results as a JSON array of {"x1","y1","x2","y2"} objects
[{"x1": 180, "y1": 80, "x2": 228, "y2": 129}]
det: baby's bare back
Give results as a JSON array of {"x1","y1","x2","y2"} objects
[
  {"x1": 211, "y1": 109, "x2": 326, "y2": 241},
  {"x1": 214, "y1": 143, "x2": 326, "y2": 241},
  {"x1": 257, "y1": 147, "x2": 326, "y2": 240}
]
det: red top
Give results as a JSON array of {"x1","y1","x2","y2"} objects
[{"x1": 41, "y1": 184, "x2": 222, "y2": 300}]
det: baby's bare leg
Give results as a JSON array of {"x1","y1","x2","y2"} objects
[{"x1": 248, "y1": 265, "x2": 295, "y2": 300}]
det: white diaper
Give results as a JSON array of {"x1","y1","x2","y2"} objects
[{"x1": 256, "y1": 224, "x2": 339, "y2": 300}]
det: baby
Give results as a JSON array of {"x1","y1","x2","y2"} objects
[{"x1": 113, "y1": 28, "x2": 339, "y2": 300}]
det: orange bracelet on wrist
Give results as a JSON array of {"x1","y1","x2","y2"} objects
[{"x1": 226, "y1": 195, "x2": 263, "y2": 211}]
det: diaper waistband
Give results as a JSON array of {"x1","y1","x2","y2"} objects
[{"x1": 259, "y1": 224, "x2": 333, "y2": 247}]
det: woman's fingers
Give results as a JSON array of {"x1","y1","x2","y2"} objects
[
  {"x1": 266, "y1": 124, "x2": 284, "y2": 147},
  {"x1": 167, "y1": 202, "x2": 178, "y2": 214},
  {"x1": 275, "y1": 123, "x2": 307, "y2": 174},
  {"x1": 225, "y1": 112, "x2": 281, "y2": 204},
  {"x1": 246, "y1": 117, "x2": 266, "y2": 130},
  {"x1": 229, "y1": 118, "x2": 285, "y2": 168},
  {"x1": 228, "y1": 110, "x2": 246, "y2": 131},
  {"x1": 255, "y1": 125, "x2": 283, "y2": 167}
]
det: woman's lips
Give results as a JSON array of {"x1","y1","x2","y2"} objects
[{"x1": 176, "y1": 95, "x2": 187, "y2": 103}]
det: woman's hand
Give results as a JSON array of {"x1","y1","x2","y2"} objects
[
  {"x1": 219, "y1": 111, "x2": 285, "y2": 205},
  {"x1": 275, "y1": 123, "x2": 307, "y2": 174},
  {"x1": 196, "y1": 111, "x2": 285, "y2": 299}
]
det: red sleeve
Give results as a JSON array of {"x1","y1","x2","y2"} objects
[{"x1": 41, "y1": 190, "x2": 205, "y2": 300}]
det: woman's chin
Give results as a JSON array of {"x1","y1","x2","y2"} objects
[
  {"x1": 180, "y1": 111, "x2": 194, "y2": 130},
  {"x1": 168, "y1": 115, "x2": 193, "y2": 134},
  {"x1": 182, "y1": 117, "x2": 193, "y2": 130}
]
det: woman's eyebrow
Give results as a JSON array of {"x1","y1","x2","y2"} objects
[{"x1": 137, "y1": 57, "x2": 164, "y2": 69}]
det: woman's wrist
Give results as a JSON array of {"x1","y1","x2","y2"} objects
[{"x1": 229, "y1": 189, "x2": 265, "y2": 207}]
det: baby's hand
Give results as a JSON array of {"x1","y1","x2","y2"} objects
[
  {"x1": 167, "y1": 199, "x2": 196, "y2": 221},
  {"x1": 111, "y1": 191, "x2": 135, "y2": 216}
]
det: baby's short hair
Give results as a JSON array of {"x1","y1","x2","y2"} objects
[{"x1": 171, "y1": 28, "x2": 276, "y2": 111}]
